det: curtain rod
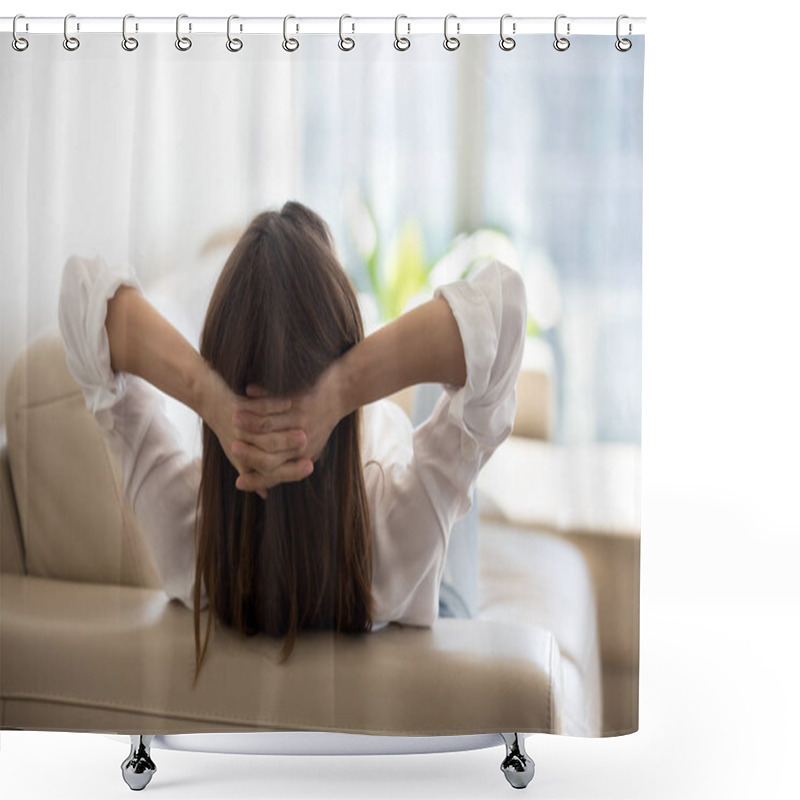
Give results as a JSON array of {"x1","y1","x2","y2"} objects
[{"x1": 2, "y1": 16, "x2": 646, "y2": 37}]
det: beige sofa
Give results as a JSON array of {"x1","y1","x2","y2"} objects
[{"x1": 0, "y1": 333, "x2": 603, "y2": 789}]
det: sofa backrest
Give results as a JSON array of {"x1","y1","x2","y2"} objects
[{"x1": 3, "y1": 333, "x2": 162, "y2": 589}]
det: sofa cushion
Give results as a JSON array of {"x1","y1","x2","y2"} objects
[
  {"x1": 479, "y1": 520, "x2": 602, "y2": 735},
  {"x1": 4, "y1": 333, "x2": 162, "y2": 589}
]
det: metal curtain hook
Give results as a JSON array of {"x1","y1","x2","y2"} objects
[
  {"x1": 553, "y1": 14, "x2": 570, "y2": 51},
  {"x1": 615, "y1": 14, "x2": 632, "y2": 51},
  {"x1": 227, "y1": 15, "x2": 243, "y2": 51},
  {"x1": 499, "y1": 13, "x2": 516, "y2": 51},
  {"x1": 63, "y1": 13, "x2": 80, "y2": 51},
  {"x1": 283, "y1": 15, "x2": 299, "y2": 52},
  {"x1": 12, "y1": 14, "x2": 29, "y2": 51},
  {"x1": 176, "y1": 13, "x2": 192, "y2": 50},
  {"x1": 394, "y1": 14, "x2": 410, "y2": 50},
  {"x1": 339, "y1": 14, "x2": 355, "y2": 51},
  {"x1": 122, "y1": 14, "x2": 139, "y2": 51},
  {"x1": 443, "y1": 13, "x2": 460, "y2": 51}
]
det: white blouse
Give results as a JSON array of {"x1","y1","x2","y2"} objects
[{"x1": 57, "y1": 253, "x2": 526, "y2": 629}]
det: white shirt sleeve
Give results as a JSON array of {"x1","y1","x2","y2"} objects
[
  {"x1": 58, "y1": 254, "x2": 208, "y2": 611},
  {"x1": 56, "y1": 254, "x2": 524, "y2": 629},
  {"x1": 365, "y1": 260, "x2": 527, "y2": 627}
]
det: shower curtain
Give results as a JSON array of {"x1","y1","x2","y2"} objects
[{"x1": 0, "y1": 16, "x2": 644, "y2": 752}]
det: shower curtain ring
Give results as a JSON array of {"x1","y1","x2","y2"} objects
[
  {"x1": 63, "y1": 13, "x2": 80, "y2": 51},
  {"x1": 338, "y1": 14, "x2": 355, "y2": 51},
  {"x1": 12, "y1": 15, "x2": 29, "y2": 51},
  {"x1": 122, "y1": 15, "x2": 139, "y2": 51},
  {"x1": 226, "y1": 15, "x2": 243, "y2": 52},
  {"x1": 443, "y1": 14, "x2": 460, "y2": 51},
  {"x1": 499, "y1": 14, "x2": 516, "y2": 51},
  {"x1": 553, "y1": 14, "x2": 570, "y2": 51},
  {"x1": 176, "y1": 14, "x2": 192, "y2": 51},
  {"x1": 394, "y1": 14, "x2": 411, "y2": 51},
  {"x1": 283, "y1": 15, "x2": 299, "y2": 52},
  {"x1": 615, "y1": 15, "x2": 632, "y2": 51}
]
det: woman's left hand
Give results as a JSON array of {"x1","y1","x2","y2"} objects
[
  {"x1": 200, "y1": 366, "x2": 311, "y2": 499},
  {"x1": 229, "y1": 360, "x2": 347, "y2": 495}
]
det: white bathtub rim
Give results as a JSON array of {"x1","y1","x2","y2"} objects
[{"x1": 101, "y1": 731, "x2": 529, "y2": 756}]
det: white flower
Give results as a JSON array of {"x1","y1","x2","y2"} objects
[{"x1": 524, "y1": 248, "x2": 562, "y2": 331}]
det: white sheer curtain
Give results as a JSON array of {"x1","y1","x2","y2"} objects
[
  {"x1": 1, "y1": 33, "x2": 297, "y2": 434},
  {"x1": 2, "y1": 30, "x2": 642, "y2": 450},
  {"x1": 482, "y1": 35, "x2": 643, "y2": 444},
  {"x1": 294, "y1": 34, "x2": 643, "y2": 446},
  {"x1": 0, "y1": 32, "x2": 467, "y2": 455}
]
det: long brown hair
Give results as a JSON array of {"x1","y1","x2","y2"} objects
[{"x1": 191, "y1": 202, "x2": 374, "y2": 686}]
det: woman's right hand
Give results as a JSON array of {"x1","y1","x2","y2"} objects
[
  {"x1": 198, "y1": 365, "x2": 312, "y2": 498},
  {"x1": 230, "y1": 360, "x2": 349, "y2": 495}
]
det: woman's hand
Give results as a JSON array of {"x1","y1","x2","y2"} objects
[
  {"x1": 198, "y1": 366, "x2": 312, "y2": 499},
  {"x1": 230, "y1": 360, "x2": 348, "y2": 495}
]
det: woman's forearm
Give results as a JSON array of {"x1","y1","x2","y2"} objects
[
  {"x1": 337, "y1": 295, "x2": 467, "y2": 417},
  {"x1": 107, "y1": 284, "x2": 306, "y2": 496},
  {"x1": 105, "y1": 285, "x2": 223, "y2": 427}
]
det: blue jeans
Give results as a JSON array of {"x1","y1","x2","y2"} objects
[{"x1": 410, "y1": 383, "x2": 479, "y2": 620}]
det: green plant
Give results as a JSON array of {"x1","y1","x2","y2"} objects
[
  {"x1": 372, "y1": 216, "x2": 431, "y2": 321},
  {"x1": 347, "y1": 190, "x2": 534, "y2": 329}
]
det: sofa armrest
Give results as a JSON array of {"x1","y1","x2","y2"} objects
[
  {"x1": 1, "y1": 573, "x2": 566, "y2": 736},
  {"x1": 4, "y1": 334, "x2": 163, "y2": 589},
  {"x1": 477, "y1": 438, "x2": 640, "y2": 730},
  {"x1": 477, "y1": 438, "x2": 640, "y2": 665}
]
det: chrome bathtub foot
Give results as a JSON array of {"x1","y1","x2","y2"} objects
[
  {"x1": 500, "y1": 733, "x2": 535, "y2": 789},
  {"x1": 121, "y1": 735, "x2": 157, "y2": 791}
]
